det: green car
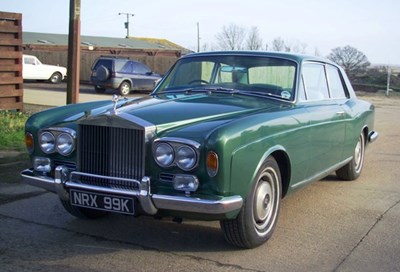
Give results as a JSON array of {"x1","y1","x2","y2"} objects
[{"x1": 21, "y1": 51, "x2": 378, "y2": 248}]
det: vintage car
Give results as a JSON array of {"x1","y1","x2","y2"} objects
[
  {"x1": 23, "y1": 54, "x2": 67, "y2": 84},
  {"x1": 21, "y1": 51, "x2": 378, "y2": 248}
]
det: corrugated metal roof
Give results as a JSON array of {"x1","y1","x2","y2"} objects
[
  {"x1": 23, "y1": 32, "x2": 189, "y2": 51},
  {"x1": 135, "y1": 37, "x2": 188, "y2": 51}
]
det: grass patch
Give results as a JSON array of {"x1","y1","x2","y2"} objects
[{"x1": 0, "y1": 110, "x2": 29, "y2": 151}]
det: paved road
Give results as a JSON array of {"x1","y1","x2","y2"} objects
[
  {"x1": 23, "y1": 82, "x2": 148, "y2": 106},
  {"x1": 1, "y1": 89, "x2": 399, "y2": 271}
]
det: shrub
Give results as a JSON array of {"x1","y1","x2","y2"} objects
[{"x1": 0, "y1": 111, "x2": 29, "y2": 151}]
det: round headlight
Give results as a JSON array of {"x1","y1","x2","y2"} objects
[
  {"x1": 176, "y1": 146, "x2": 197, "y2": 170},
  {"x1": 155, "y1": 143, "x2": 174, "y2": 167},
  {"x1": 56, "y1": 133, "x2": 75, "y2": 156},
  {"x1": 39, "y1": 132, "x2": 55, "y2": 154}
]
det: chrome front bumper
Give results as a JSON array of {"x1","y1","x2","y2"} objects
[{"x1": 21, "y1": 166, "x2": 243, "y2": 216}]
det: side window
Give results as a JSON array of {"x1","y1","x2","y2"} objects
[
  {"x1": 134, "y1": 63, "x2": 151, "y2": 74},
  {"x1": 302, "y1": 63, "x2": 329, "y2": 101},
  {"x1": 120, "y1": 62, "x2": 133, "y2": 73},
  {"x1": 297, "y1": 75, "x2": 307, "y2": 101},
  {"x1": 326, "y1": 65, "x2": 347, "y2": 99},
  {"x1": 24, "y1": 57, "x2": 36, "y2": 65}
]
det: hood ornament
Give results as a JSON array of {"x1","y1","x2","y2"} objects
[{"x1": 111, "y1": 94, "x2": 120, "y2": 115}]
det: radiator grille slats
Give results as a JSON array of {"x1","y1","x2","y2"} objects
[{"x1": 78, "y1": 124, "x2": 144, "y2": 190}]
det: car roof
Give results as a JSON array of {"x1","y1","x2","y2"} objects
[
  {"x1": 181, "y1": 51, "x2": 337, "y2": 66},
  {"x1": 95, "y1": 57, "x2": 144, "y2": 64}
]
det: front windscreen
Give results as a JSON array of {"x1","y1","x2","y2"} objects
[{"x1": 155, "y1": 55, "x2": 297, "y2": 100}]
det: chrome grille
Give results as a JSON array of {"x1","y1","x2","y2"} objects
[{"x1": 77, "y1": 124, "x2": 145, "y2": 190}]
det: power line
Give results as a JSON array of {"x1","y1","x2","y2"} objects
[{"x1": 118, "y1": 12, "x2": 134, "y2": 38}]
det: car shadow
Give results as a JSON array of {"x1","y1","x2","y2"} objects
[{"x1": 64, "y1": 212, "x2": 237, "y2": 252}]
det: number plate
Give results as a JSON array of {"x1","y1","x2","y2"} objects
[{"x1": 70, "y1": 189, "x2": 135, "y2": 215}]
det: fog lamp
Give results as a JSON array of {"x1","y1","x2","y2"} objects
[
  {"x1": 33, "y1": 157, "x2": 51, "y2": 173},
  {"x1": 173, "y1": 174, "x2": 199, "y2": 192}
]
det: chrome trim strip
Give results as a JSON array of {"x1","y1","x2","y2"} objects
[
  {"x1": 45, "y1": 127, "x2": 77, "y2": 138},
  {"x1": 152, "y1": 194, "x2": 243, "y2": 214},
  {"x1": 21, "y1": 169, "x2": 57, "y2": 192},
  {"x1": 65, "y1": 182, "x2": 141, "y2": 197},
  {"x1": 368, "y1": 131, "x2": 379, "y2": 143},
  {"x1": 70, "y1": 171, "x2": 141, "y2": 188},
  {"x1": 154, "y1": 137, "x2": 201, "y2": 149}
]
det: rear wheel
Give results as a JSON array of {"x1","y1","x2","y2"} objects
[
  {"x1": 60, "y1": 199, "x2": 108, "y2": 219},
  {"x1": 336, "y1": 132, "x2": 366, "y2": 180},
  {"x1": 119, "y1": 81, "x2": 131, "y2": 96},
  {"x1": 220, "y1": 156, "x2": 282, "y2": 248},
  {"x1": 49, "y1": 72, "x2": 62, "y2": 84}
]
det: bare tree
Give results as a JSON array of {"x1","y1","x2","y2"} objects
[
  {"x1": 216, "y1": 24, "x2": 246, "y2": 50},
  {"x1": 314, "y1": 47, "x2": 321, "y2": 57},
  {"x1": 271, "y1": 37, "x2": 307, "y2": 53},
  {"x1": 327, "y1": 45, "x2": 370, "y2": 76},
  {"x1": 246, "y1": 26, "x2": 263, "y2": 50},
  {"x1": 290, "y1": 41, "x2": 307, "y2": 54},
  {"x1": 271, "y1": 37, "x2": 285, "y2": 52}
]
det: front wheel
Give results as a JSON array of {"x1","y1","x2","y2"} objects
[
  {"x1": 49, "y1": 72, "x2": 62, "y2": 84},
  {"x1": 220, "y1": 156, "x2": 282, "y2": 248},
  {"x1": 336, "y1": 132, "x2": 366, "y2": 180},
  {"x1": 119, "y1": 81, "x2": 131, "y2": 96}
]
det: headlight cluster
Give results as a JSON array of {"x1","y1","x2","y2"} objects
[
  {"x1": 39, "y1": 128, "x2": 76, "y2": 156},
  {"x1": 153, "y1": 138, "x2": 199, "y2": 171}
]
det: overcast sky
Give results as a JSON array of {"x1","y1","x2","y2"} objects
[{"x1": 2, "y1": 0, "x2": 399, "y2": 65}]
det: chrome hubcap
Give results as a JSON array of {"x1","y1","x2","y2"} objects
[
  {"x1": 122, "y1": 85, "x2": 129, "y2": 94},
  {"x1": 255, "y1": 181, "x2": 273, "y2": 222},
  {"x1": 354, "y1": 135, "x2": 364, "y2": 172}
]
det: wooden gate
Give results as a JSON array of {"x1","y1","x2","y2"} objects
[{"x1": 0, "y1": 11, "x2": 23, "y2": 111}]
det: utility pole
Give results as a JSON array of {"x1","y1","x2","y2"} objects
[
  {"x1": 386, "y1": 65, "x2": 392, "y2": 96},
  {"x1": 66, "y1": 0, "x2": 80, "y2": 104},
  {"x1": 197, "y1": 22, "x2": 200, "y2": 52},
  {"x1": 119, "y1": 12, "x2": 134, "y2": 38}
]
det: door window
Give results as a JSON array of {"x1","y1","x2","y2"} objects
[
  {"x1": 326, "y1": 65, "x2": 347, "y2": 99},
  {"x1": 302, "y1": 63, "x2": 329, "y2": 101}
]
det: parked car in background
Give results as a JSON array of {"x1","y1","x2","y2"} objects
[
  {"x1": 23, "y1": 54, "x2": 67, "y2": 84},
  {"x1": 21, "y1": 51, "x2": 378, "y2": 248},
  {"x1": 90, "y1": 56, "x2": 162, "y2": 95}
]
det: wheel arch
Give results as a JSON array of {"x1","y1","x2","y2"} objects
[
  {"x1": 253, "y1": 146, "x2": 291, "y2": 199},
  {"x1": 119, "y1": 79, "x2": 132, "y2": 88},
  {"x1": 270, "y1": 150, "x2": 291, "y2": 198}
]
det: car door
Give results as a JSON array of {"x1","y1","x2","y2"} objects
[
  {"x1": 23, "y1": 55, "x2": 41, "y2": 80},
  {"x1": 132, "y1": 62, "x2": 158, "y2": 90},
  {"x1": 325, "y1": 64, "x2": 354, "y2": 162},
  {"x1": 301, "y1": 62, "x2": 346, "y2": 177}
]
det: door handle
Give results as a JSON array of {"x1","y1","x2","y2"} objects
[{"x1": 336, "y1": 111, "x2": 345, "y2": 117}]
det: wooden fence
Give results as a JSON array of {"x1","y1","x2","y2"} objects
[{"x1": 0, "y1": 11, "x2": 23, "y2": 111}]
